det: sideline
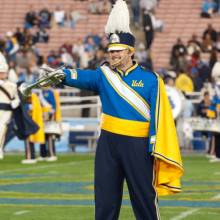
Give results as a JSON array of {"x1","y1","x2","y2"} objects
[
  {"x1": 14, "y1": 210, "x2": 30, "y2": 215},
  {"x1": 170, "y1": 208, "x2": 199, "y2": 220},
  {"x1": 212, "y1": 193, "x2": 220, "y2": 199},
  {"x1": 0, "y1": 159, "x2": 92, "y2": 175}
]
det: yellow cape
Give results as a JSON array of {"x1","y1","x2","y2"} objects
[
  {"x1": 54, "y1": 90, "x2": 62, "y2": 122},
  {"x1": 28, "y1": 93, "x2": 45, "y2": 144},
  {"x1": 153, "y1": 77, "x2": 184, "y2": 196}
]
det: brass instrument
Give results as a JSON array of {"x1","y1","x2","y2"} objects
[{"x1": 19, "y1": 65, "x2": 66, "y2": 97}]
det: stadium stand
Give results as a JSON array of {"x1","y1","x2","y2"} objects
[
  {"x1": 152, "y1": 0, "x2": 220, "y2": 69},
  {"x1": 0, "y1": 0, "x2": 108, "y2": 57}
]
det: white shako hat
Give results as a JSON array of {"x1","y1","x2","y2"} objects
[{"x1": 105, "y1": 0, "x2": 135, "y2": 52}]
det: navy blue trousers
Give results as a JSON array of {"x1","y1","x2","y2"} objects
[{"x1": 95, "y1": 130, "x2": 160, "y2": 220}]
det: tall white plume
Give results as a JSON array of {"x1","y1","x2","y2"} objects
[
  {"x1": 105, "y1": 0, "x2": 132, "y2": 34},
  {"x1": 0, "y1": 52, "x2": 8, "y2": 72}
]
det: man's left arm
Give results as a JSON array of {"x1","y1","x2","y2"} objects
[
  {"x1": 148, "y1": 77, "x2": 158, "y2": 152},
  {"x1": 63, "y1": 68, "x2": 101, "y2": 92}
]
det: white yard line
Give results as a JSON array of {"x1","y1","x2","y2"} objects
[
  {"x1": 212, "y1": 193, "x2": 220, "y2": 199},
  {"x1": 0, "y1": 159, "x2": 92, "y2": 175},
  {"x1": 170, "y1": 208, "x2": 199, "y2": 220},
  {"x1": 14, "y1": 210, "x2": 30, "y2": 215}
]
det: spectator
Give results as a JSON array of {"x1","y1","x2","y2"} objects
[
  {"x1": 60, "y1": 48, "x2": 75, "y2": 67},
  {"x1": 215, "y1": 33, "x2": 220, "y2": 52},
  {"x1": 85, "y1": 29, "x2": 101, "y2": 47},
  {"x1": 38, "y1": 8, "x2": 52, "y2": 29},
  {"x1": 135, "y1": 43, "x2": 148, "y2": 65},
  {"x1": 47, "y1": 50, "x2": 61, "y2": 66},
  {"x1": 211, "y1": 61, "x2": 220, "y2": 81},
  {"x1": 5, "y1": 31, "x2": 20, "y2": 61},
  {"x1": 16, "y1": 49, "x2": 36, "y2": 70},
  {"x1": 190, "y1": 67, "x2": 204, "y2": 91},
  {"x1": 203, "y1": 24, "x2": 218, "y2": 43},
  {"x1": 202, "y1": 24, "x2": 218, "y2": 52},
  {"x1": 22, "y1": 29, "x2": 35, "y2": 49},
  {"x1": 14, "y1": 27, "x2": 25, "y2": 46},
  {"x1": 130, "y1": 0, "x2": 140, "y2": 27},
  {"x1": 189, "y1": 51, "x2": 200, "y2": 70},
  {"x1": 35, "y1": 28, "x2": 49, "y2": 43},
  {"x1": 170, "y1": 38, "x2": 187, "y2": 72},
  {"x1": 24, "y1": 5, "x2": 39, "y2": 29},
  {"x1": 99, "y1": 34, "x2": 108, "y2": 51},
  {"x1": 201, "y1": 0, "x2": 215, "y2": 18},
  {"x1": 72, "y1": 37, "x2": 89, "y2": 68},
  {"x1": 135, "y1": 42, "x2": 153, "y2": 70},
  {"x1": 98, "y1": 0, "x2": 112, "y2": 14},
  {"x1": 175, "y1": 72, "x2": 194, "y2": 93},
  {"x1": 84, "y1": 37, "x2": 97, "y2": 55},
  {"x1": 140, "y1": 0, "x2": 158, "y2": 12},
  {"x1": 197, "y1": 91, "x2": 212, "y2": 117},
  {"x1": 59, "y1": 41, "x2": 73, "y2": 55},
  {"x1": 68, "y1": 6, "x2": 87, "y2": 29},
  {"x1": 53, "y1": 6, "x2": 65, "y2": 27},
  {"x1": 88, "y1": 0, "x2": 99, "y2": 14},
  {"x1": 142, "y1": 10, "x2": 154, "y2": 49},
  {"x1": 198, "y1": 60, "x2": 212, "y2": 83},
  {"x1": 187, "y1": 34, "x2": 202, "y2": 55},
  {"x1": 0, "y1": 39, "x2": 5, "y2": 52},
  {"x1": 149, "y1": 9, "x2": 164, "y2": 32},
  {"x1": 214, "y1": 0, "x2": 220, "y2": 13},
  {"x1": 209, "y1": 48, "x2": 218, "y2": 70},
  {"x1": 88, "y1": 48, "x2": 105, "y2": 69}
]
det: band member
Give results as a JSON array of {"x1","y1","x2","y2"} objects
[
  {"x1": 207, "y1": 83, "x2": 220, "y2": 162},
  {"x1": 0, "y1": 52, "x2": 20, "y2": 159},
  {"x1": 38, "y1": 87, "x2": 62, "y2": 162},
  {"x1": 29, "y1": 0, "x2": 183, "y2": 219},
  {"x1": 22, "y1": 92, "x2": 45, "y2": 164},
  {"x1": 197, "y1": 91, "x2": 214, "y2": 157}
]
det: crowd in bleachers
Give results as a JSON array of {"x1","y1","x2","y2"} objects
[
  {"x1": 2, "y1": 0, "x2": 220, "y2": 160},
  {"x1": 201, "y1": 0, "x2": 220, "y2": 18},
  {"x1": 166, "y1": 23, "x2": 220, "y2": 93},
  {"x1": 0, "y1": 1, "x2": 115, "y2": 85},
  {"x1": 0, "y1": 0, "x2": 163, "y2": 86}
]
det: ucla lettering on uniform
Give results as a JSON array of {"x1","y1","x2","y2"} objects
[
  {"x1": 70, "y1": 69, "x2": 77, "y2": 80},
  {"x1": 132, "y1": 80, "x2": 144, "y2": 87}
]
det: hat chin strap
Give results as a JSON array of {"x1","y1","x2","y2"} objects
[
  {"x1": 111, "y1": 59, "x2": 123, "y2": 68},
  {"x1": 110, "y1": 56, "x2": 127, "y2": 69}
]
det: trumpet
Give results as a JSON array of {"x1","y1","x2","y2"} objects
[{"x1": 19, "y1": 65, "x2": 66, "y2": 97}]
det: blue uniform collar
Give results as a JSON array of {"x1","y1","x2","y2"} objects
[{"x1": 115, "y1": 61, "x2": 138, "y2": 76}]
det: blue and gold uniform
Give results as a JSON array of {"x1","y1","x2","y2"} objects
[
  {"x1": 206, "y1": 90, "x2": 220, "y2": 160},
  {"x1": 19, "y1": 0, "x2": 183, "y2": 218},
  {"x1": 39, "y1": 88, "x2": 62, "y2": 161},
  {"x1": 63, "y1": 62, "x2": 183, "y2": 220}
]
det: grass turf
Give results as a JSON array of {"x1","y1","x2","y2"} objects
[{"x1": 0, "y1": 154, "x2": 220, "y2": 219}]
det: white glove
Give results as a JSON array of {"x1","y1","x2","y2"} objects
[
  {"x1": 40, "y1": 64, "x2": 56, "y2": 73},
  {"x1": 39, "y1": 65, "x2": 66, "y2": 86},
  {"x1": 11, "y1": 98, "x2": 20, "y2": 109}
]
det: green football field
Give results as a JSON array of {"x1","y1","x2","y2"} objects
[{"x1": 0, "y1": 154, "x2": 220, "y2": 220}]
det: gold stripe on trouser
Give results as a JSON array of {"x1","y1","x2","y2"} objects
[
  {"x1": 100, "y1": 113, "x2": 149, "y2": 137},
  {"x1": 153, "y1": 160, "x2": 161, "y2": 220}
]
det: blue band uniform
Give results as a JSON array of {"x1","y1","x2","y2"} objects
[{"x1": 63, "y1": 62, "x2": 184, "y2": 197}]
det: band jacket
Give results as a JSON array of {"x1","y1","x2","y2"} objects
[
  {"x1": 28, "y1": 93, "x2": 45, "y2": 144},
  {"x1": 42, "y1": 89, "x2": 62, "y2": 122},
  {"x1": 63, "y1": 62, "x2": 184, "y2": 196}
]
